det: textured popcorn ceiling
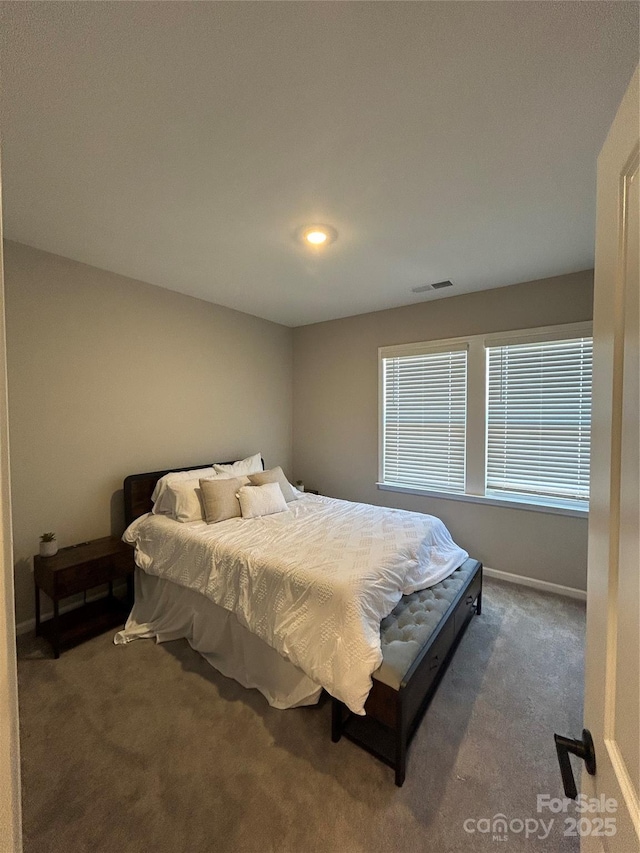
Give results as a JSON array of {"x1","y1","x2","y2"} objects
[{"x1": 0, "y1": 2, "x2": 637, "y2": 326}]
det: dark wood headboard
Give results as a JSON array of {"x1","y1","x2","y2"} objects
[{"x1": 123, "y1": 458, "x2": 263, "y2": 526}]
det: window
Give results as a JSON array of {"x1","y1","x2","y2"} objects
[
  {"x1": 486, "y1": 337, "x2": 592, "y2": 504},
  {"x1": 378, "y1": 323, "x2": 592, "y2": 515},
  {"x1": 382, "y1": 347, "x2": 467, "y2": 492}
]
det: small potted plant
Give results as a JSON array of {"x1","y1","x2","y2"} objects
[
  {"x1": 39, "y1": 532, "x2": 58, "y2": 557},
  {"x1": 295, "y1": 480, "x2": 305, "y2": 493}
]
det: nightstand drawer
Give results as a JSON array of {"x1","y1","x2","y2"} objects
[{"x1": 54, "y1": 554, "x2": 133, "y2": 597}]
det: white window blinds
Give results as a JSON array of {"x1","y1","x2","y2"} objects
[
  {"x1": 382, "y1": 348, "x2": 467, "y2": 492},
  {"x1": 486, "y1": 336, "x2": 592, "y2": 504}
]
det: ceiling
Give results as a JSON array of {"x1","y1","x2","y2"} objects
[{"x1": 0, "y1": 2, "x2": 637, "y2": 327}]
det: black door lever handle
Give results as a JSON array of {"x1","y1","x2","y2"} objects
[{"x1": 554, "y1": 728, "x2": 597, "y2": 800}]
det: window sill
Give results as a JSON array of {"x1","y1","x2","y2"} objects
[{"x1": 376, "y1": 483, "x2": 589, "y2": 518}]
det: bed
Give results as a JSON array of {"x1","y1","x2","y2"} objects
[{"x1": 116, "y1": 458, "x2": 481, "y2": 780}]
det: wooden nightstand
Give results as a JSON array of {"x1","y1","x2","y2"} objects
[{"x1": 34, "y1": 536, "x2": 135, "y2": 658}]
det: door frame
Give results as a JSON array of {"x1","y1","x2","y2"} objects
[
  {"x1": 0, "y1": 154, "x2": 22, "y2": 852},
  {"x1": 582, "y1": 66, "x2": 640, "y2": 851}
]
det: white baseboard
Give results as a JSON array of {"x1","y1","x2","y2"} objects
[
  {"x1": 483, "y1": 566, "x2": 586, "y2": 602},
  {"x1": 16, "y1": 584, "x2": 128, "y2": 636}
]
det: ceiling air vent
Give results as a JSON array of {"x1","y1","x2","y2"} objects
[{"x1": 411, "y1": 280, "x2": 453, "y2": 293}]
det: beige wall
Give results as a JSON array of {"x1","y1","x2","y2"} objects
[
  {"x1": 293, "y1": 270, "x2": 594, "y2": 592},
  {"x1": 5, "y1": 241, "x2": 293, "y2": 627}
]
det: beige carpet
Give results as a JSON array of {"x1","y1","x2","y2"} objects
[{"x1": 17, "y1": 578, "x2": 585, "y2": 853}]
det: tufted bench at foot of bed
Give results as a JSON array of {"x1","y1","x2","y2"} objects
[{"x1": 331, "y1": 558, "x2": 483, "y2": 786}]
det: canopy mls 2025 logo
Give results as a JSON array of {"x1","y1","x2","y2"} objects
[{"x1": 463, "y1": 794, "x2": 618, "y2": 842}]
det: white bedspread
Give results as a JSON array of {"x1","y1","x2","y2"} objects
[{"x1": 123, "y1": 494, "x2": 467, "y2": 714}]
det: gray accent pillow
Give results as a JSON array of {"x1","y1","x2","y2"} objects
[
  {"x1": 248, "y1": 466, "x2": 298, "y2": 502},
  {"x1": 199, "y1": 475, "x2": 250, "y2": 524}
]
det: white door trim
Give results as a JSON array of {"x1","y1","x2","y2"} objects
[{"x1": 0, "y1": 157, "x2": 23, "y2": 851}]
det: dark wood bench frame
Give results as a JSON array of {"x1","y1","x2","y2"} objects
[{"x1": 331, "y1": 559, "x2": 483, "y2": 786}]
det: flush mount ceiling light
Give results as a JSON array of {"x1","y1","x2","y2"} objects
[{"x1": 297, "y1": 224, "x2": 338, "y2": 248}]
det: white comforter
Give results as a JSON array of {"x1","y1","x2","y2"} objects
[{"x1": 123, "y1": 494, "x2": 467, "y2": 714}]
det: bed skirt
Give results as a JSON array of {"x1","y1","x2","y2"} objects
[{"x1": 114, "y1": 569, "x2": 322, "y2": 710}]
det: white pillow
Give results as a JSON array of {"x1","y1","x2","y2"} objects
[
  {"x1": 237, "y1": 482, "x2": 288, "y2": 519},
  {"x1": 213, "y1": 453, "x2": 263, "y2": 478},
  {"x1": 152, "y1": 467, "x2": 219, "y2": 515},
  {"x1": 164, "y1": 478, "x2": 213, "y2": 523}
]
